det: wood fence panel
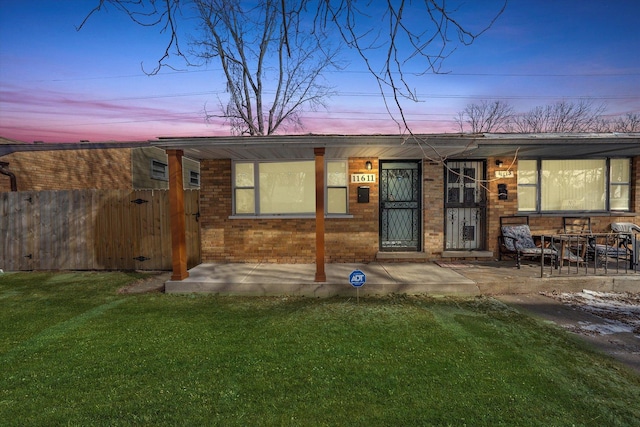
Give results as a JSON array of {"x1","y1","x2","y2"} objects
[
  {"x1": 132, "y1": 189, "x2": 166, "y2": 270},
  {"x1": 70, "y1": 190, "x2": 91, "y2": 270},
  {"x1": 16, "y1": 192, "x2": 35, "y2": 271},
  {"x1": 131, "y1": 190, "x2": 148, "y2": 270},
  {"x1": 0, "y1": 189, "x2": 200, "y2": 271},
  {"x1": 0, "y1": 192, "x2": 8, "y2": 270},
  {"x1": 94, "y1": 190, "x2": 113, "y2": 269},
  {"x1": 86, "y1": 190, "x2": 100, "y2": 270},
  {"x1": 9, "y1": 193, "x2": 24, "y2": 271},
  {"x1": 57, "y1": 190, "x2": 71, "y2": 270},
  {"x1": 37, "y1": 191, "x2": 52, "y2": 270},
  {"x1": 40, "y1": 191, "x2": 53, "y2": 270},
  {"x1": 93, "y1": 190, "x2": 108, "y2": 269},
  {"x1": 120, "y1": 190, "x2": 136, "y2": 270},
  {"x1": 0, "y1": 192, "x2": 31, "y2": 271},
  {"x1": 2, "y1": 192, "x2": 12, "y2": 270},
  {"x1": 154, "y1": 189, "x2": 168, "y2": 270}
]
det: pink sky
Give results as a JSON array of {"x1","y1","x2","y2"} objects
[{"x1": 1, "y1": 0, "x2": 639, "y2": 143}]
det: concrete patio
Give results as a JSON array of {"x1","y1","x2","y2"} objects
[{"x1": 164, "y1": 260, "x2": 640, "y2": 297}]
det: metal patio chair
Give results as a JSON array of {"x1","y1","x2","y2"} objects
[
  {"x1": 563, "y1": 217, "x2": 633, "y2": 268},
  {"x1": 610, "y1": 222, "x2": 639, "y2": 269},
  {"x1": 499, "y1": 216, "x2": 557, "y2": 269}
]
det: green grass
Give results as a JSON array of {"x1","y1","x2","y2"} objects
[{"x1": 1, "y1": 272, "x2": 639, "y2": 426}]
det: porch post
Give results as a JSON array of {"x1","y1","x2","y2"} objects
[
  {"x1": 167, "y1": 149, "x2": 189, "y2": 280},
  {"x1": 314, "y1": 147, "x2": 326, "y2": 282}
]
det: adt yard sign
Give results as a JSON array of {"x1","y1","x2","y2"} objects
[{"x1": 349, "y1": 270, "x2": 366, "y2": 287}]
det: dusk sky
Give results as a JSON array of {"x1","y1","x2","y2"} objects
[{"x1": 1, "y1": 0, "x2": 639, "y2": 143}]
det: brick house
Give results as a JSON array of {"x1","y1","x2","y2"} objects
[
  {"x1": 152, "y1": 133, "x2": 640, "y2": 281},
  {"x1": 0, "y1": 140, "x2": 200, "y2": 191}
]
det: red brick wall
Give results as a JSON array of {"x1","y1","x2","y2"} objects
[
  {"x1": 199, "y1": 159, "x2": 319, "y2": 263},
  {"x1": 199, "y1": 155, "x2": 639, "y2": 263},
  {"x1": 199, "y1": 158, "x2": 380, "y2": 263},
  {"x1": 327, "y1": 158, "x2": 379, "y2": 262},
  {"x1": 0, "y1": 148, "x2": 132, "y2": 191},
  {"x1": 423, "y1": 160, "x2": 444, "y2": 258},
  {"x1": 486, "y1": 156, "x2": 519, "y2": 254}
]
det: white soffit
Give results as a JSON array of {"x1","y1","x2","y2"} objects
[
  {"x1": 151, "y1": 134, "x2": 479, "y2": 160},
  {"x1": 149, "y1": 133, "x2": 640, "y2": 160}
]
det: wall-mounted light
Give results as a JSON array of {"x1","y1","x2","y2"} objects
[
  {"x1": 365, "y1": 161, "x2": 373, "y2": 170},
  {"x1": 495, "y1": 159, "x2": 504, "y2": 167}
]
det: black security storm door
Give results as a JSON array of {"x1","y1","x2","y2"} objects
[
  {"x1": 380, "y1": 161, "x2": 422, "y2": 251},
  {"x1": 444, "y1": 160, "x2": 486, "y2": 250}
]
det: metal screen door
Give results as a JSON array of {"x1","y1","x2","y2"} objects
[
  {"x1": 444, "y1": 160, "x2": 486, "y2": 250},
  {"x1": 380, "y1": 161, "x2": 422, "y2": 251}
]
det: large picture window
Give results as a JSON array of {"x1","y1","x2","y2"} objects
[
  {"x1": 517, "y1": 158, "x2": 631, "y2": 213},
  {"x1": 233, "y1": 160, "x2": 348, "y2": 215}
]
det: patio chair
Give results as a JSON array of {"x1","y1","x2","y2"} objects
[
  {"x1": 498, "y1": 216, "x2": 557, "y2": 269},
  {"x1": 609, "y1": 222, "x2": 639, "y2": 268},
  {"x1": 563, "y1": 217, "x2": 633, "y2": 267},
  {"x1": 562, "y1": 216, "x2": 592, "y2": 234},
  {"x1": 560, "y1": 217, "x2": 591, "y2": 265}
]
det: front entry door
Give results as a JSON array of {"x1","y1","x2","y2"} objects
[
  {"x1": 380, "y1": 161, "x2": 422, "y2": 251},
  {"x1": 444, "y1": 160, "x2": 486, "y2": 250}
]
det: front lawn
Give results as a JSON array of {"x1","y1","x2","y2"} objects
[{"x1": 1, "y1": 272, "x2": 639, "y2": 426}]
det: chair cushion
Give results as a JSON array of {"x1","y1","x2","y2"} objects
[
  {"x1": 521, "y1": 247, "x2": 557, "y2": 256},
  {"x1": 593, "y1": 244, "x2": 629, "y2": 258},
  {"x1": 561, "y1": 248, "x2": 583, "y2": 262},
  {"x1": 502, "y1": 225, "x2": 536, "y2": 252}
]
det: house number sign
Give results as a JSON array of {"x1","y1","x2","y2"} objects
[
  {"x1": 494, "y1": 170, "x2": 514, "y2": 178},
  {"x1": 351, "y1": 173, "x2": 376, "y2": 183}
]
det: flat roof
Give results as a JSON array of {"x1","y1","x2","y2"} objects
[
  {"x1": 0, "y1": 141, "x2": 151, "y2": 157},
  {"x1": 150, "y1": 133, "x2": 640, "y2": 160}
]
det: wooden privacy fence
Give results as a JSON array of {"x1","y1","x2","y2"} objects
[{"x1": 0, "y1": 189, "x2": 200, "y2": 271}]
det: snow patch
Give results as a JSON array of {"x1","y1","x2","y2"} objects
[{"x1": 541, "y1": 290, "x2": 640, "y2": 337}]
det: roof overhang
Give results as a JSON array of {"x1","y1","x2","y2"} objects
[
  {"x1": 0, "y1": 141, "x2": 151, "y2": 157},
  {"x1": 150, "y1": 133, "x2": 640, "y2": 160},
  {"x1": 463, "y1": 133, "x2": 640, "y2": 158},
  {"x1": 151, "y1": 134, "x2": 478, "y2": 160}
]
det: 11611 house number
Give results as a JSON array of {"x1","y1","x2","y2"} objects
[{"x1": 351, "y1": 173, "x2": 376, "y2": 183}]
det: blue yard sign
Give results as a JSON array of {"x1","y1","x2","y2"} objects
[{"x1": 349, "y1": 270, "x2": 366, "y2": 287}]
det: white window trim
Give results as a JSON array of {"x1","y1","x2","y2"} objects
[
  {"x1": 231, "y1": 160, "x2": 350, "y2": 218},
  {"x1": 517, "y1": 157, "x2": 631, "y2": 213}
]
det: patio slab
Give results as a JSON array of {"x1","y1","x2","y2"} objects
[
  {"x1": 165, "y1": 262, "x2": 479, "y2": 297},
  {"x1": 164, "y1": 260, "x2": 640, "y2": 297}
]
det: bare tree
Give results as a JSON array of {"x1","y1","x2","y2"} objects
[
  {"x1": 610, "y1": 112, "x2": 640, "y2": 132},
  {"x1": 455, "y1": 100, "x2": 514, "y2": 133},
  {"x1": 590, "y1": 117, "x2": 612, "y2": 133},
  {"x1": 508, "y1": 99, "x2": 606, "y2": 133},
  {"x1": 192, "y1": 0, "x2": 339, "y2": 135},
  {"x1": 457, "y1": 99, "x2": 640, "y2": 134},
  {"x1": 79, "y1": 0, "x2": 507, "y2": 139}
]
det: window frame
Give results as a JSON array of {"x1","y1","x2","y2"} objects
[
  {"x1": 609, "y1": 158, "x2": 631, "y2": 211},
  {"x1": 232, "y1": 159, "x2": 350, "y2": 217},
  {"x1": 188, "y1": 170, "x2": 200, "y2": 187},
  {"x1": 326, "y1": 160, "x2": 348, "y2": 215},
  {"x1": 517, "y1": 157, "x2": 631, "y2": 214},
  {"x1": 150, "y1": 159, "x2": 168, "y2": 181}
]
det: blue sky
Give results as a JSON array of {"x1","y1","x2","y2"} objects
[{"x1": 0, "y1": 0, "x2": 639, "y2": 142}]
